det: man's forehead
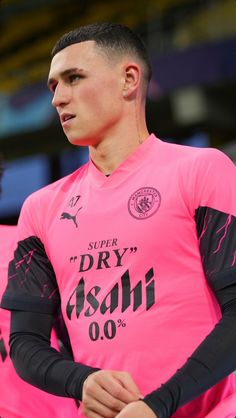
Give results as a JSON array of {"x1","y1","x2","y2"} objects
[{"x1": 49, "y1": 40, "x2": 103, "y2": 75}]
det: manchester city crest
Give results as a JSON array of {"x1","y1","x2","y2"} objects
[{"x1": 128, "y1": 187, "x2": 161, "y2": 219}]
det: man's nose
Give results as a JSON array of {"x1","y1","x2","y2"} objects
[{"x1": 52, "y1": 85, "x2": 70, "y2": 108}]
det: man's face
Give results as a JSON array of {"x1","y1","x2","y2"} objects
[{"x1": 48, "y1": 41, "x2": 125, "y2": 146}]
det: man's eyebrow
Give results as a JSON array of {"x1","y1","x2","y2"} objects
[{"x1": 47, "y1": 67, "x2": 83, "y2": 88}]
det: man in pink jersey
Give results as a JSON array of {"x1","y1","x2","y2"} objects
[
  {"x1": 0, "y1": 157, "x2": 79, "y2": 418},
  {"x1": 1, "y1": 23, "x2": 236, "y2": 418}
]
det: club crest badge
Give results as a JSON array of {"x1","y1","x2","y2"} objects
[{"x1": 128, "y1": 187, "x2": 161, "y2": 219}]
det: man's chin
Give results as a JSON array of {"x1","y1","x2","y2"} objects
[{"x1": 67, "y1": 136, "x2": 90, "y2": 147}]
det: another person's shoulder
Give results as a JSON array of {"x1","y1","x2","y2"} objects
[
  {"x1": 0, "y1": 224, "x2": 17, "y2": 259},
  {"x1": 0, "y1": 224, "x2": 17, "y2": 237}
]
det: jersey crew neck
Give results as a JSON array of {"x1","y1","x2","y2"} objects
[{"x1": 87, "y1": 134, "x2": 159, "y2": 188}]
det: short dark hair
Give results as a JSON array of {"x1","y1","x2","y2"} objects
[{"x1": 51, "y1": 22, "x2": 152, "y2": 85}]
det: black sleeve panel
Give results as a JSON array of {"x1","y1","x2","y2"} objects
[
  {"x1": 195, "y1": 206, "x2": 236, "y2": 280},
  {"x1": 1, "y1": 236, "x2": 60, "y2": 314},
  {"x1": 10, "y1": 310, "x2": 99, "y2": 400},
  {"x1": 143, "y1": 276, "x2": 236, "y2": 417}
]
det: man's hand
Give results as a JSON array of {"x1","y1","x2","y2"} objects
[
  {"x1": 82, "y1": 370, "x2": 142, "y2": 418},
  {"x1": 116, "y1": 400, "x2": 157, "y2": 418}
]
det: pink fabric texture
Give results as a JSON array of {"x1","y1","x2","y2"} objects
[{"x1": 204, "y1": 394, "x2": 236, "y2": 417}]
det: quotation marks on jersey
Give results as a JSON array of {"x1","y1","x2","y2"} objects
[{"x1": 69, "y1": 246, "x2": 137, "y2": 267}]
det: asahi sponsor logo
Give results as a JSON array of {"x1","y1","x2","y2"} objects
[{"x1": 66, "y1": 268, "x2": 155, "y2": 320}]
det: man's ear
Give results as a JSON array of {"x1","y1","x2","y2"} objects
[{"x1": 122, "y1": 63, "x2": 141, "y2": 98}]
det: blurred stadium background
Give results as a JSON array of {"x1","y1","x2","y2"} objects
[{"x1": 0, "y1": 0, "x2": 236, "y2": 224}]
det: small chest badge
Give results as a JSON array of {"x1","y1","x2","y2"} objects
[{"x1": 128, "y1": 187, "x2": 161, "y2": 220}]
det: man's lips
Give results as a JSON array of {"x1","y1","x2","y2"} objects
[{"x1": 60, "y1": 113, "x2": 76, "y2": 125}]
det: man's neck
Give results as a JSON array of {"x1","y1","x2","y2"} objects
[{"x1": 89, "y1": 128, "x2": 149, "y2": 175}]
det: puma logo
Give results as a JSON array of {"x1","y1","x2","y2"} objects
[{"x1": 60, "y1": 207, "x2": 82, "y2": 228}]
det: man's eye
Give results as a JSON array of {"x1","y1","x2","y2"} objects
[{"x1": 69, "y1": 75, "x2": 81, "y2": 83}]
